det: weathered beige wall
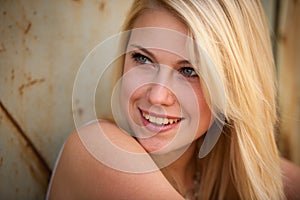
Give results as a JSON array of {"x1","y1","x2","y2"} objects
[
  {"x1": 261, "y1": 0, "x2": 300, "y2": 166},
  {"x1": 0, "y1": 0, "x2": 299, "y2": 199},
  {"x1": 0, "y1": 0, "x2": 132, "y2": 199},
  {"x1": 277, "y1": 0, "x2": 300, "y2": 165}
]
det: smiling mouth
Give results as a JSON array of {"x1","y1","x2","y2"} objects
[{"x1": 140, "y1": 109, "x2": 182, "y2": 126}]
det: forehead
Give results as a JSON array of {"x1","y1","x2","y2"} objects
[
  {"x1": 129, "y1": 9, "x2": 191, "y2": 59},
  {"x1": 133, "y1": 9, "x2": 188, "y2": 35}
]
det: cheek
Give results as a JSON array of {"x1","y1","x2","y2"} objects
[
  {"x1": 122, "y1": 61, "x2": 141, "y2": 100},
  {"x1": 195, "y1": 88, "x2": 211, "y2": 134},
  {"x1": 122, "y1": 59, "x2": 155, "y2": 98},
  {"x1": 180, "y1": 84, "x2": 211, "y2": 136},
  {"x1": 121, "y1": 71, "x2": 146, "y2": 105},
  {"x1": 117, "y1": 70, "x2": 147, "y2": 131},
  {"x1": 120, "y1": 64, "x2": 149, "y2": 121}
]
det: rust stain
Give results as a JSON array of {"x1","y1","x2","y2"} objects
[
  {"x1": 24, "y1": 22, "x2": 32, "y2": 35},
  {"x1": 0, "y1": 157, "x2": 3, "y2": 168},
  {"x1": 48, "y1": 84, "x2": 53, "y2": 94},
  {"x1": 27, "y1": 161, "x2": 49, "y2": 187},
  {"x1": 0, "y1": 101, "x2": 51, "y2": 183},
  {"x1": 18, "y1": 78, "x2": 45, "y2": 96},
  {"x1": 0, "y1": 43, "x2": 6, "y2": 53},
  {"x1": 99, "y1": 1, "x2": 106, "y2": 12},
  {"x1": 9, "y1": 137, "x2": 14, "y2": 145},
  {"x1": 28, "y1": 164, "x2": 36, "y2": 181},
  {"x1": 11, "y1": 69, "x2": 14, "y2": 81},
  {"x1": 78, "y1": 108, "x2": 84, "y2": 116},
  {"x1": 74, "y1": 100, "x2": 84, "y2": 116},
  {"x1": 279, "y1": 33, "x2": 287, "y2": 44}
]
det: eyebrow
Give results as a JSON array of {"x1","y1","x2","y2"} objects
[
  {"x1": 129, "y1": 44, "x2": 155, "y2": 59},
  {"x1": 128, "y1": 44, "x2": 192, "y2": 66}
]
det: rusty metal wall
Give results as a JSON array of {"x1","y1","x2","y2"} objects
[
  {"x1": 277, "y1": 0, "x2": 300, "y2": 165},
  {"x1": 0, "y1": 0, "x2": 132, "y2": 199},
  {"x1": 0, "y1": 0, "x2": 299, "y2": 199}
]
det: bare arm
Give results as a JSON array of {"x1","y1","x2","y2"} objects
[
  {"x1": 48, "y1": 121, "x2": 183, "y2": 200},
  {"x1": 281, "y1": 157, "x2": 300, "y2": 200}
]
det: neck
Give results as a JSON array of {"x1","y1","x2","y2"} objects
[{"x1": 158, "y1": 141, "x2": 198, "y2": 195}]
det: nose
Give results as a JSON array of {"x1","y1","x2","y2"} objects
[{"x1": 147, "y1": 84, "x2": 175, "y2": 106}]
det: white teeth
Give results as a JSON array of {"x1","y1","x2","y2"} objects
[
  {"x1": 149, "y1": 116, "x2": 155, "y2": 123},
  {"x1": 163, "y1": 118, "x2": 168, "y2": 124},
  {"x1": 141, "y1": 111, "x2": 180, "y2": 125},
  {"x1": 144, "y1": 114, "x2": 150, "y2": 120},
  {"x1": 156, "y1": 118, "x2": 163, "y2": 125}
]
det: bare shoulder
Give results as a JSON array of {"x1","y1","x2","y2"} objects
[
  {"x1": 48, "y1": 120, "x2": 183, "y2": 200},
  {"x1": 280, "y1": 157, "x2": 300, "y2": 200}
]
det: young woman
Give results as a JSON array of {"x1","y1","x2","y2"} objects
[{"x1": 48, "y1": 0, "x2": 300, "y2": 199}]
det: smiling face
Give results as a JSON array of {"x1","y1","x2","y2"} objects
[{"x1": 120, "y1": 9, "x2": 211, "y2": 154}]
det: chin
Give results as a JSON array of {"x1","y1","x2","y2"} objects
[
  {"x1": 137, "y1": 137, "x2": 171, "y2": 153},
  {"x1": 137, "y1": 137, "x2": 191, "y2": 156}
]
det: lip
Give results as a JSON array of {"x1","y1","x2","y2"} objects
[{"x1": 138, "y1": 108, "x2": 182, "y2": 133}]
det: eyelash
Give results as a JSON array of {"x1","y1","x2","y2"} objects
[
  {"x1": 178, "y1": 67, "x2": 198, "y2": 78},
  {"x1": 130, "y1": 52, "x2": 198, "y2": 78},
  {"x1": 131, "y1": 52, "x2": 153, "y2": 65}
]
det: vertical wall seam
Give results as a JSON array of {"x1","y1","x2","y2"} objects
[
  {"x1": 273, "y1": 0, "x2": 281, "y2": 68},
  {"x1": 0, "y1": 100, "x2": 51, "y2": 174}
]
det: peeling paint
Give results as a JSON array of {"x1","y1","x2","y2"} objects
[
  {"x1": 18, "y1": 78, "x2": 45, "y2": 96},
  {"x1": 24, "y1": 22, "x2": 31, "y2": 35},
  {"x1": 99, "y1": 1, "x2": 106, "y2": 12},
  {"x1": 11, "y1": 69, "x2": 14, "y2": 81},
  {"x1": 0, "y1": 157, "x2": 3, "y2": 168},
  {"x1": 0, "y1": 1, "x2": 134, "y2": 199},
  {"x1": 0, "y1": 43, "x2": 6, "y2": 53},
  {"x1": 78, "y1": 108, "x2": 83, "y2": 116},
  {"x1": 0, "y1": 101, "x2": 51, "y2": 183},
  {"x1": 72, "y1": 0, "x2": 82, "y2": 6}
]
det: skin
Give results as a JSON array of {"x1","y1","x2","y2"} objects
[
  {"x1": 281, "y1": 158, "x2": 300, "y2": 200},
  {"x1": 120, "y1": 9, "x2": 212, "y2": 194},
  {"x1": 48, "y1": 122, "x2": 183, "y2": 200},
  {"x1": 48, "y1": 9, "x2": 300, "y2": 200},
  {"x1": 47, "y1": 124, "x2": 300, "y2": 199},
  {"x1": 122, "y1": 7, "x2": 211, "y2": 184}
]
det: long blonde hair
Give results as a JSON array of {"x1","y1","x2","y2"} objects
[{"x1": 101, "y1": 0, "x2": 284, "y2": 199}]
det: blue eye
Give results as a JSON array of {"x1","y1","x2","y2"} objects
[
  {"x1": 131, "y1": 52, "x2": 152, "y2": 64},
  {"x1": 179, "y1": 67, "x2": 198, "y2": 78}
]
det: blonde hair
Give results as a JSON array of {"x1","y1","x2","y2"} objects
[{"x1": 100, "y1": 0, "x2": 284, "y2": 199}]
